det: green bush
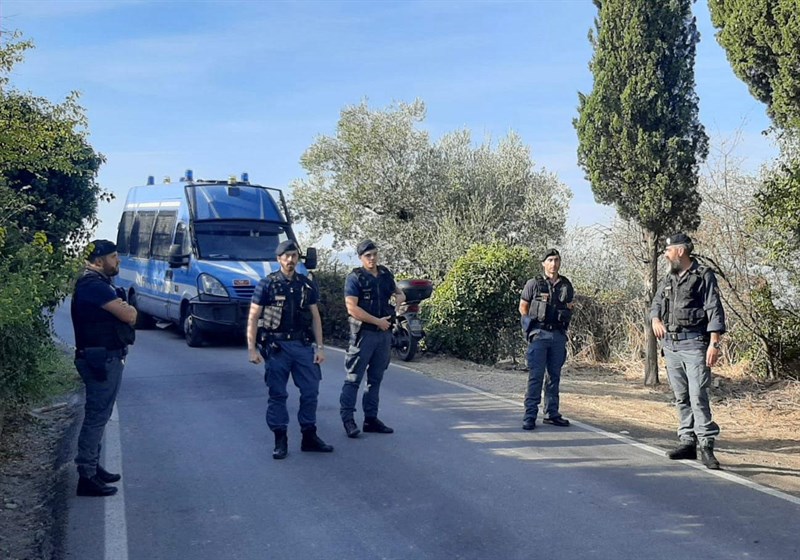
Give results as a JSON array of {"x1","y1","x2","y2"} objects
[
  {"x1": 312, "y1": 266, "x2": 350, "y2": 344},
  {"x1": 424, "y1": 243, "x2": 538, "y2": 364},
  {"x1": 0, "y1": 235, "x2": 79, "y2": 403}
]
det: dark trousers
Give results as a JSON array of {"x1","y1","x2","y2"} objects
[
  {"x1": 264, "y1": 341, "x2": 321, "y2": 431},
  {"x1": 524, "y1": 329, "x2": 567, "y2": 422},
  {"x1": 340, "y1": 329, "x2": 391, "y2": 422},
  {"x1": 75, "y1": 355, "x2": 125, "y2": 478}
]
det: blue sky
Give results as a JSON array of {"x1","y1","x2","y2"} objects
[{"x1": 1, "y1": 0, "x2": 775, "y2": 242}]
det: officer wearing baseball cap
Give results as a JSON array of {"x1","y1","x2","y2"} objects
[
  {"x1": 651, "y1": 233, "x2": 726, "y2": 469},
  {"x1": 519, "y1": 248, "x2": 575, "y2": 431},
  {"x1": 339, "y1": 239, "x2": 405, "y2": 438},
  {"x1": 247, "y1": 238, "x2": 333, "y2": 459},
  {"x1": 71, "y1": 240, "x2": 137, "y2": 496}
]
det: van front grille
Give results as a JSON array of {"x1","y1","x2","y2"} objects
[{"x1": 232, "y1": 286, "x2": 255, "y2": 300}]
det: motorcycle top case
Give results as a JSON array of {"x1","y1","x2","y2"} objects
[{"x1": 397, "y1": 279, "x2": 433, "y2": 303}]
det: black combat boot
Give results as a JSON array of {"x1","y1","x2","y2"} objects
[
  {"x1": 666, "y1": 441, "x2": 697, "y2": 460},
  {"x1": 273, "y1": 429, "x2": 288, "y2": 460},
  {"x1": 700, "y1": 441, "x2": 721, "y2": 470},
  {"x1": 343, "y1": 419, "x2": 361, "y2": 438},
  {"x1": 96, "y1": 465, "x2": 121, "y2": 483},
  {"x1": 77, "y1": 475, "x2": 118, "y2": 497},
  {"x1": 301, "y1": 427, "x2": 334, "y2": 452},
  {"x1": 363, "y1": 417, "x2": 394, "y2": 434}
]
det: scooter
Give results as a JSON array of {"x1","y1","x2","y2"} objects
[{"x1": 392, "y1": 279, "x2": 433, "y2": 361}]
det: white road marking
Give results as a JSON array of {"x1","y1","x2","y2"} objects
[
  {"x1": 103, "y1": 405, "x2": 129, "y2": 560},
  {"x1": 327, "y1": 347, "x2": 800, "y2": 507}
]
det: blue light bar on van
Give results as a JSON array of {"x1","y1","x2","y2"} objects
[
  {"x1": 185, "y1": 169, "x2": 193, "y2": 182},
  {"x1": 146, "y1": 176, "x2": 155, "y2": 185},
  {"x1": 241, "y1": 172, "x2": 249, "y2": 183}
]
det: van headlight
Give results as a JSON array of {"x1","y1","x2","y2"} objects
[{"x1": 198, "y1": 273, "x2": 229, "y2": 298}]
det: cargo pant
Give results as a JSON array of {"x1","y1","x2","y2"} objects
[
  {"x1": 264, "y1": 340, "x2": 321, "y2": 431},
  {"x1": 75, "y1": 352, "x2": 125, "y2": 479},
  {"x1": 340, "y1": 329, "x2": 392, "y2": 422},
  {"x1": 523, "y1": 329, "x2": 567, "y2": 423}
]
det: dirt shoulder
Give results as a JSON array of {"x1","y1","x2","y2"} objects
[{"x1": 401, "y1": 352, "x2": 800, "y2": 498}]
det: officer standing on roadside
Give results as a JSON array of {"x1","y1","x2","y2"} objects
[
  {"x1": 339, "y1": 240, "x2": 405, "y2": 438},
  {"x1": 651, "y1": 233, "x2": 725, "y2": 469},
  {"x1": 71, "y1": 240, "x2": 136, "y2": 497},
  {"x1": 519, "y1": 248, "x2": 575, "y2": 431},
  {"x1": 247, "y1": 240, "x2": 333, "y2": 460}
]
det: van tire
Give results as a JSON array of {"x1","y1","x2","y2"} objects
[
  {"x1": 181, "y1": 307, "x2": 204, "y2": 347},
  {"x1": 130, "y1": 291, "x2": 155, "y2": 329}
]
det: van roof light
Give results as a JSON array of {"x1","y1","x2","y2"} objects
[
  {"x1": 146, "y1": 175, "x2": 155, "y2": 186},
  {"x1": 164, "y1": 176, "x2": 171, "y2": 184},
  {"x1": 185, "y1": 169, "x2": 193, "y2": 182},
  {"x1": 241, "y1": 172, "x2": 249, "y2": 183},
  {"x1": 228, "y1": 175, "x2": 236, "y2": 185}
]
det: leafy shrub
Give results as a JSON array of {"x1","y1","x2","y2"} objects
[
  {"x1": 311, "y1": 266, "x2": 350, "y2": 343},
  {"x1": 424, "y1": 243, "x2": 537, "y2": 364}
]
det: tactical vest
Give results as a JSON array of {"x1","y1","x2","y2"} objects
[
  {"x1": 660, "y1": 265, "x2": 710, "y2": 332},
  {"x1": 352, "y1": 265, "x2": 394, "y2": 319},
  {"x1": 259, "y1": 271, "x2": 314, "y2": 333},
  {"x1": 527, "y1": 275, "x2": 572, "y2": 330},
  {"x1": 71, "y1": 269, "x2": 136, "y2": 350}
]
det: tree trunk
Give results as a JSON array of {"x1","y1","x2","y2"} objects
[{"x1": 644, "y1": 231, "x2": 660, "y2": 386}]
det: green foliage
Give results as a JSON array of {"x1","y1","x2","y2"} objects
[
  {"x1": 424, "y1": 243, "x2": 537, "y2": 364},
  {"x1": 292, "y1": 99, "x2": 570, "y2": 282},
  {"x1": 0, "y1": 33, "x2": 104, "y2": 403},
  {"x1": 0, "y1": 236, "x2": 82, "y2": 403},
  {"x1": 311, "y1": 266, "x2": 350, "y2": 343},
  {"x1": 575, "y1": 0, "x2": 708, "y2": 234},
  {"x1": 709, "y1": 0, "x2": 800, "y2": 130}
]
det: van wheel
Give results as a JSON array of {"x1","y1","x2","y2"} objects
[
  {"x1": 181, "y1": 308, "x2": 204, "y2": 347},
  {"x1": 130, "y1": 292, "x2": 155, "y2": 329}
]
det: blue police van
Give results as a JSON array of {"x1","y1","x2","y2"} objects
[{"x1": 114, "y1": 170, "x2": 316, "y2": 347}]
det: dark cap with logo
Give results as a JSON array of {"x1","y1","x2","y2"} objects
[
  {"x1": 85, "y1": 239, "x2": 117, "y2": 261},
  {"x1": 275, "y1": 240, "x2": 299, "y2": 257},
  {"x1": 665, "y1": 233, "x2": 693, "y2": 250},
  {"x1": 541, "y1": 248, "x2": 560, "y2": 262},
  {"x1": 357, "y1": 239, "x2": 377, "y2": 256}
]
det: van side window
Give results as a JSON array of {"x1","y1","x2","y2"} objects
[
  {"x1": 173, "y1": 222, "x2": 190, "y2": 254},
  {"x1": 151, "y1": 211, "x2": 177, "y2": 260},
  {"x1": 116, "y1": 211, "x2": 135, "y2": 255},
  {"x1": 129, "y1": 211, "x2": 156, "y2": 258}
]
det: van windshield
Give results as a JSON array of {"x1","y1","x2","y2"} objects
[
  {"x1": 187, "y1": 184, "x2": 287, "y2": 222},
  {"x1": 193, "y1": 220, "x2": 289, "y2": 260}
]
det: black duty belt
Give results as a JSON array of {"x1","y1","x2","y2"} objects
[
  {"x1": 269, "y1": 331, "x2": 308, "y2": 341},
  {"x1": 537, "y1": 324, "x2": 561, "y2": 331},
  {"x1": 75, "y1": 347, "x2": 127, "y2": 359},
  {"x1": 666, "y1": 331, "x2": 705, "y2": 341}
]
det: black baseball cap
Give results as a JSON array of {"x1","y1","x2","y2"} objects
[
  {"x1": 665, "y1": 233, "x2": 692, "y2": 248},
  {"x1": 275, "y1": 240, "x2": 299, "y2": 256},
  {"x1": 357, "y1": 239, "x2": 377, "y2": 256},
  {"x1": 85, "y1": 240, "x2": 117, "y2": 261},
  {"x1": 541, "y1": 248, "x2": 560, "y2": 262}
]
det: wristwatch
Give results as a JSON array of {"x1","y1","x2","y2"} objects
[{"x1": 711, "y1": 342, "x2": 721, "y2": 350}]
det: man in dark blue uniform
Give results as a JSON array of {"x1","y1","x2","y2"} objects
[
  {"x1": 651, "y1": 233, "x2": 726, "y2": 469},
  {"x1": 519, "y1": 248, "x2": 575, "y2": 431},
  {"x1": 71, "y1": 240, "x2": 137, "y2": 497},
  {"x1": 339, "y1": 240, "x2": 405, "y2": 438},
  {"x1": 247, "y1": 240, "x2": 333, "y2": 460}
]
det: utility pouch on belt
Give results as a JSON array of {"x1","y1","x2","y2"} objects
[{"x1": 83, "y1": 347, "x2": 109, "y2": 381}]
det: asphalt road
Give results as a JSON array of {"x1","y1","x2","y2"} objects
[{"x1": 53, "y1": 303, "x2": 799, "y2": 560}]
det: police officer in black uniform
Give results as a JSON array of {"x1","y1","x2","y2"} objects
[
  {"x1": 247, "y1": 240, "x2": 333, "y2": 460},
  {"x1": 71, "y1": 240, "x2": 136, "y2": 497},
  {"x1": 519, "y1": 248, "x2": 575, "y2": 431},
  {"x1": 339, "y1": 240, "x2": 405, "y2": 438},
  {"x1": 651, "y1": 233, "x2": 725, "y2": 469}
]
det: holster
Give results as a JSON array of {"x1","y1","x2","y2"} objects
[{"x1": 82, "y1": 347, "x2": 109, "y2": 381}]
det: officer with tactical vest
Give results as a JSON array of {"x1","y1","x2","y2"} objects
[
  {"x1": 71, "y1": 240, "x2": 137, "y2": 497},
  {"x1": 339, "y1": 240, "x2": 405, "y2": 438},
  {"x1": 247, "y1": 240, "x2": 333, "y2": 460},
  {"x1": 651, "y1": 233, "x2": 725, "y2": 469},
  {"x1": 519, "y1": 248, "x2": 575, "y2": 431}
]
